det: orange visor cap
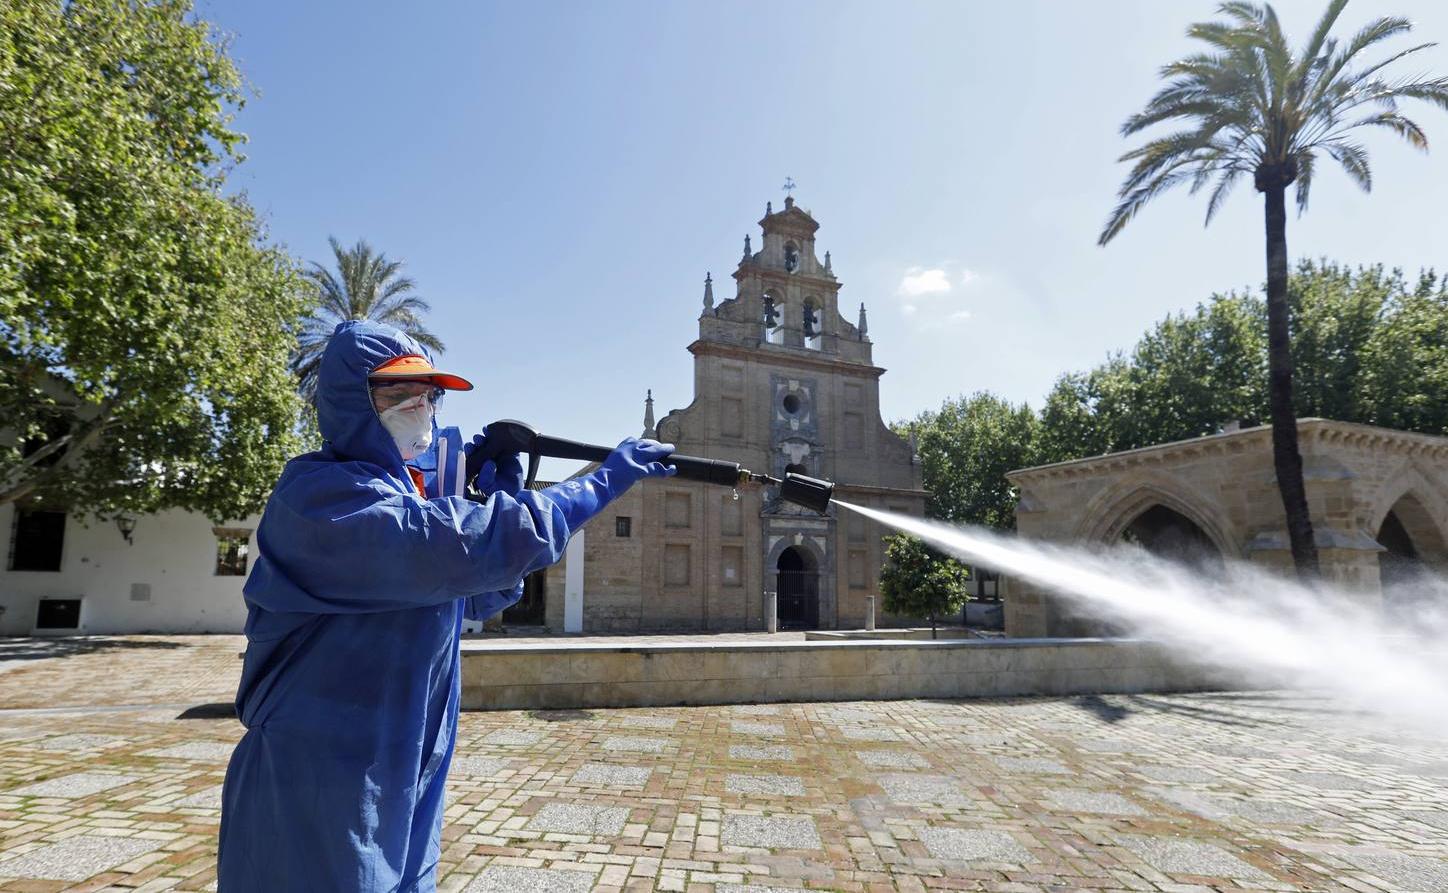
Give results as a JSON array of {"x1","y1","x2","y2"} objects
[{"x1": 368, "y1": 354, "x2": 474, "y2": 391}]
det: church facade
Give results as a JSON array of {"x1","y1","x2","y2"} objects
[{"x1": 535, "y1": 197, "x2": 926, "y2": 632}]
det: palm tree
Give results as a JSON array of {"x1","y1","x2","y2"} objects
[
  {"x1": 292, "y1": 237, "x2": 446, "y2": 405},
  {"x1": 1099, "y1": 0, "x2": 1448, "y2": 577}
]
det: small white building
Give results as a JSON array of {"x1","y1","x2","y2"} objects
[{"x1": 0, "y1": 501, "x2": 257, "y2": 635}]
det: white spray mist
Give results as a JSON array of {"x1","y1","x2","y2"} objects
[{"x1": 837, "y1": 500, "x2": 1448, "y2": 738}]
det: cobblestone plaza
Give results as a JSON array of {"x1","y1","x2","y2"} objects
[{"x1": 0, "y1": 637, "x2": 1445, "y2": 892}]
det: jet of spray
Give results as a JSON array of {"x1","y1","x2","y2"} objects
[{"x1": 835, "y1": 500, "x2": 1448, "y2": 737}]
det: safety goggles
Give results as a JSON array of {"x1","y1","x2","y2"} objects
[{"x1": 369, "y1": 380, "x2": 446, "y2": 411}]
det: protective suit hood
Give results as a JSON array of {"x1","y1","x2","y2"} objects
[{"x1": 316, "y1": 319, "x2": 432, "y2": 477}]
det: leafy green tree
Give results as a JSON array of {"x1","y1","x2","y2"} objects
[
  {"x1": 1033, "y1": 262, "x2": 1442, "y2": 466},
  {"x1": 1358, "y1": 271, "x2": 1448, "y2": 434},
  {"x1": 0, "y1": 0, "x2": 308, "y2": 521},
  {"x1": 1099, "y1": 0, "x2": 1448, "y2": 578},
  {"x1": 900, "y1": 393, "x2": 1038, "y2": 529},
  {"x1": 879, "y1": 534, "x2": 970, "y2": 638},
  {"x1": 292, "y1": 238, "x2": 444, "y2": 405},
  {"x1": 1289, "y1": 262, "x2": 1393, "y2": 423}
]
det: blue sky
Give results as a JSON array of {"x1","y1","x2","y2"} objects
[{"x1": 204, "y1": 0, "x2": 1448, "y2": 476}]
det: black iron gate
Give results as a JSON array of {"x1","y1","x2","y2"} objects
[{"x1": 776, "y1": 570, "x2": 819, "y2": 629}]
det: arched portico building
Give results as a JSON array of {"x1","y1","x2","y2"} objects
[{"x1": 1005, "y1": 420, "x2": 1448, "y2": 638}]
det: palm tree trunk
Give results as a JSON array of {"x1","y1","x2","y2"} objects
[{"x1": 1262, "y1": 184, "x2": 1320, "y2": 578}]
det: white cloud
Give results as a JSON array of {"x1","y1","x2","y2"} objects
[
  {"x1": 959, "y1": 269, "x2": 979, "y2": 287},
  {"x1": 896, "y1": 267, "x2": 952, "y2": 298},
  {"x1": 948, "y1": 309, "x2": 972, "y2": 322},
  {"x1": 901, "y1": 304, "x2": 918, "y2": 316}
]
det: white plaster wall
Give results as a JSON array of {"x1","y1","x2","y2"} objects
[{"x1": 0, "y1": 503, "x2": 258, "y2": 635}]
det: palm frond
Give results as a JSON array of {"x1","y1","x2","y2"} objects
[
  {"x1": 288, "y1": 237, "x2": 447, "y2": 402},
  {"x1": 1296, "y1": 0, "x2": 1349, "y2": 79},
  {"x1": 1322, "y1": 139, "x2": 1372, "y2": 192},
  {"x1": 1351, "y1": 110, "x2": 1429, "y2": 149},
  {"x1": 1293, "y1": 150, "x2": 1316, "y2": 213},
  {"x1": 1103, "y1": 0, "x2": 1448, "y2": 244},
  {"x1": 1204, "y1": 167, "x2": 1246, "y2": 224}
]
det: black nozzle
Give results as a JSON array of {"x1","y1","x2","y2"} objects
[{"x1": 778, "y1": 472, "x2": 834, "y2": 513}]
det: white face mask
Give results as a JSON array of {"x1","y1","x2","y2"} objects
[{"x1": 377, "y1": 394, "x2": 434, "y2": 461}]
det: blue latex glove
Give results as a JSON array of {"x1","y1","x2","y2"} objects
[{"x1": 540, "y1": 437, "x2": 676, "y2": 529}]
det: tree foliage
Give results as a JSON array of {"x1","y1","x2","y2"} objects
[
  {"x1": 898, "y1": 393, "x2": 1037, "y2": 530},
  {"x1": 0, "y1": 0, "x2": 309, "y2": 521},
  {"x1": 1034, "y1": 261, "x2": 1448, "y2": 466},
  {"x1": 912, "y1": 261, "x2": 1448, "y2": 524},
  {"x1": 879, "y1": 533, "x2": 970, "y2": 637}
]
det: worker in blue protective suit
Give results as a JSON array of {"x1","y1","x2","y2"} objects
[{"x1": 217, "y1": 320, "x2": 675, "y2": 892}]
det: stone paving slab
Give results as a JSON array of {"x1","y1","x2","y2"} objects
[
  {"x1": 1117, "y1": 833, "x2": 1274, "y2": 879},
  {"x1": 6, "y1": 771, "x2": 140, "y2": 798},
  {"x1": 142, "y1": 741, "x2": 236, "y2": 761},
  {"x1": 724, "y1": 773, "x2": 806, "y2": 796},
  {"x1": 720, "y1": 813, "x2": 822, "y2": 850},
  {"x1": 0, "y1": 835, "x2": 163, "y2": 881},
  {"x1": 918, "y1": 827, "x2": 1032, "y2": 863},
  {"x1": 854, "y1": 748, "x2": 928, "y2": 769},
  {"x1": 1, "y1": 637, "x2": 1447, "y2": 891},
  {"x1": 728, "y1": 744, "x2": 793, "y2": 761},
  {"x1": 568, "y1": 762, "x2": 652, "y2": 787},
  {"x1": 462, "y1": 864, "x2": 596, "y2": 892},
  {"x1": 523, "y1": 801, "x2": 629, "y2": 836}
]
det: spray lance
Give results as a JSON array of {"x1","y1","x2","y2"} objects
[{"x1": 466, "y1": 419, "x2": 835, "y2": 513}]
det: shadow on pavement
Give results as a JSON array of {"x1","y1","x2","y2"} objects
[
  {"x1": 0, "y1": 636, "x2": 186, "y2": 663},
  {"x1": 1071, "y1": 694, "x2": 1132, "y2": 723},
  {"x1": 176, "y1": 702, "x2": 236, "y2": 720},
  {"x1": 528, "y1": 709, "x2": 596, "y2": 722}
]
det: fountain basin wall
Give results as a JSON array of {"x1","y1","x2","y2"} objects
[{"x1": 460, "y1": 637, "x2": 1246, "y2": 711}]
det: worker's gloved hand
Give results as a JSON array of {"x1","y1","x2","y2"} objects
[
  {"x1": 540, "y1": 437, "x2": 675, "y2": 530},
  {"x1": 464, "y1": 433, "x2": 525, "y2": 497},
  {"x1": 602, "y1": 437, "x2": 677, "y2": 484},
  {"x1": 473, "y1": 452, "x2": 526, "y2": 497}
]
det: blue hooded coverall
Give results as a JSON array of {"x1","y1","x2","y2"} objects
[{"x1": 218, "y1": 321, "x2": 658, "y2": 891}]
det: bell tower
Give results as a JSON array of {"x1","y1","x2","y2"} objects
[
  {"x1": 698, "y1": 195, "x2": 869, "y2": 360},
  {"x1": 631, "y1": 195, "x2": 922, "y2": 632}
]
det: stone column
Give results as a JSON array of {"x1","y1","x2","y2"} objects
[
  {"x1": 865, "y1": 595, "x2": 876, "y2": 631},
  {"x1": 765, "y1": 590, "x2": 777, "y2": 634}
]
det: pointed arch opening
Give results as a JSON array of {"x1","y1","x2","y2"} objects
[
  {"x1": 1376, "y1": 493, "x2": 1448, "y2": 609},
  {"x1": 1120, "y1": 504, "x2": 1224, "y2": 570}
]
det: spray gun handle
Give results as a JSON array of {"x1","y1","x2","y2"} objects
[
  {"x1": 533, "y1": 434, "x2": 744, "y2": 487},
  {"x1": 473, "y1": 419, "x2": 745, "y2": 490}
]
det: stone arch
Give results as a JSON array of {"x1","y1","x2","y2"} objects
[
  {"x1": 766, "y1": 535, "x2": 825, "y2": 629},
  {"x1": 761, "y1": 288, "x2": 786, "y2": 344},
  {"x1": 1366, "y1": 461, "x2": 1448, "y2": 560},
  {"x1": 764, "y1": 532, "x2": 826, "y2": 572},
  {"x1": 802, "y1": 294, "x2": 823, "y2": 349},
  {"x1": 1075, "y1": 474, "x2": 1240, "y2": 559},
  {"x1": 1376, "y1": 492, "x2": 1448, "y2": 572}
]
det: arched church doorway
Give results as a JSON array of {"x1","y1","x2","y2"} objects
[
  {"x1": 1120, "y1": 504, "x2": 1222, "y2": 569},
  {"x1": 776, "y1": 546, "x2": 819, "y2": 629},
  {"x1": 1376, "y1": 494, "x2": 1446, "y2": 608}
]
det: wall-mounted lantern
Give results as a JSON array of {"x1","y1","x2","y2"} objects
[{"x1": 115, "y1": 515, "x2": 136, "y2": 546}]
